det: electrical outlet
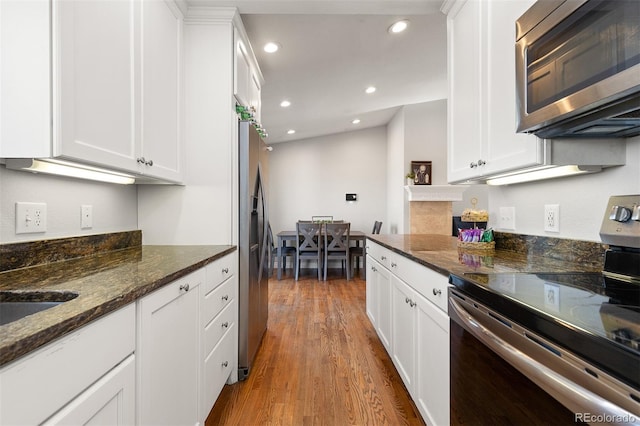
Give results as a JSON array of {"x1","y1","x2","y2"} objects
[
  {"x1": 81, "y1": 205, "x2": 93, "y2": 229},
  {"x1": 16, "y1": 202, "x2": 47, "y2": 234},
  {"x1": 499, "y1": 207, "x2": 516, "y2": 230},
  {"x1": 544, "y1": 204, "x2": 560, "y2": 232}
]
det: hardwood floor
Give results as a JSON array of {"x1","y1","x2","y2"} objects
[{"x1": 206, "y1": 270, "x2": 424, "y2": 425}]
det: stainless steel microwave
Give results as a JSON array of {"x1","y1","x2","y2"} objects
[{"x1": 516, "y1": 0, "x2": 640, "y2": 138}]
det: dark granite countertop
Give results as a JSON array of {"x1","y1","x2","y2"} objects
[
  {"x1": 365, "y1": 233, "x2": 604, "y2": 278},
  {"x1": 0, "y1": 238, "x2": 236, "y2": 367}
]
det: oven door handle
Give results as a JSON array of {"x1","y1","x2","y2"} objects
[{"x1": 449, "y1": 296, "x2": 639, "y2": 424}]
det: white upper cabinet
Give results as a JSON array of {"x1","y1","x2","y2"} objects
[
  {"x1": 234, "y1": 26, "x2": 264, "y2": 123},
  {"x1": 139, "y1": 0, "x2": 183, "y2": 182},
  {"x1": 55, "y1": 0, "x2": 139, "y2": 172},
  {"x1": 445, "y1": 0, "x2": 541, "y2": 183},
  {"x1": 1, "y1": 0, "x2": 183, "y2": 183}
]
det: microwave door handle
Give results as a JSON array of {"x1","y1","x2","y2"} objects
[{"x1": 448, "y1": 297, "x2": 638, "y2": 423}]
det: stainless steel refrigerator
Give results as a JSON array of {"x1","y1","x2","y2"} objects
[{"x1": 238, "y1": 120, "x2": 269, "y2": 380}]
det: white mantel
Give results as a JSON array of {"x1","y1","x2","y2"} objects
[{"x1": 404, "y1": 185, "x2": 468, "y2": 202}]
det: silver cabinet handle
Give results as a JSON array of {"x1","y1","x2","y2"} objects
[
  {"x1": 222, "y1": 295, "x2": 229, "y2": 301},
  {"x1": 470, "y1": 161, "x2": 477, "y2": 168},
  {"x1": 409, "y1": 300, "x2": 416, "y2": 308},
  {"x1": 137, "y1": 157, "x2": 153, "y2": 166},
  {"x1": 179, "y1": 283, "x2": 190, "y2": 292},
  {"x1": 391, "y1": 262, "x2": 397, "y2": 268},
  {"x1": 478, "y1": 159, "x2": 486, "y2": 166},
  {"x1": 222, "y1": 361, "x2": 228, "y2": 367},
  {"x1": 222, "y1": 322, "x2": 229, "y2": 328},
  {"x1": 371, "y1": 266, "x2": 377, "y2": 272},
  {"x1": 222, "y1": 267, "x2": 229, "y2": 274},
  {"x1": 381, "y1": 255, "x2": 387, "y2": 261},
  {"x1": 433, "y1": 288, "x2": 442, "y2": 296}
]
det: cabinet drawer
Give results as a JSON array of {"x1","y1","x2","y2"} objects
[
  {"x1": 393, "y1": 255, "x2": 449, "y2": 313},
  {"x1": 366, "y1": 240, "x2": 391, "y2": 269},
  {"x1": 203, "y1": 298, "x2": 236, "y2": 357},
  {"x1": 202, "y1": 323, "x2": 236, "y2": 418},
  {"x1": 204, "y1": 254, "x2": 236, "y2": 295},
  {"x1": 202, "y1": 274, "x2": 237, "y2": 326},
  {"x1": 0, "y1": 304, "x2": 135, "y2": 425}
]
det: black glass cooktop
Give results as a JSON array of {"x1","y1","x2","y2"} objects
[{"x1": 449, "y1": 272, "x2": 640, "y2": 390}]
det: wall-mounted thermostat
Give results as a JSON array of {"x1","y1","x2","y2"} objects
[{"x1": 346, "y1": 193, "x2": 357, "y2": 201}]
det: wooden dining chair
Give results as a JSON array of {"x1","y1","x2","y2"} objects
[
  {"x1": 295, "y1": 221, "x2": 323, "y2": 281},
  {"x1": 324, "y1": 222, "x2": 350, "y2": 281},
  {"x1": 373, "y1": 220, "x2": 383, "y2": 234},
  {"x1": 267, "y1": 223, "x2": 296, "y2": 278}
]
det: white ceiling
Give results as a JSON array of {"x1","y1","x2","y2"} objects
[{"x1": 186, "y1": 1, "x2": 448, "y2": 143}]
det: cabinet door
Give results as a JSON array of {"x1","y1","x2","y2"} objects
[
  {"x1": 415, "y1": 293, "x2": 450, "y2": 426},
  {"x1": 54, "y1": 0, "x2": 138, "y2": 171},
  {"x1": 391, "y1": 276, "x2": 417, "y2": 392},
  {"x1": 235, "y1": 37, "x2": 251, "y2": 107},
  {"x1": 376, "y1": 262, "x2": 392, "y2": 351},
  {"x1": 447, "y1": 0, "x2": 483, "y2": 183},
  {"x1": 483, "y1": 0, "x2": 541, "y2": 176},
  {"x1": 139, "y1": 0, "x2": 183, "y2": 182},
  {"x1": 138, "y1": 272, "x2": 202, "y2": 426},
  {"x1": 365, "y1": 256, "x2": 379, "y2": 327},
  {"x1": 42, "y1": 355, "x2": 135, "y2": 426}
]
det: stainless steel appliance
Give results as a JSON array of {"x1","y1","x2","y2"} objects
[
  {"x1": 238, "y1": 120, "x2": 269, "y2": 380},
  {"x1": 516, "y1": 0, "x2": 640, "y2": 138},
  {"x1": 449, "y1": 195, "x2": 640, "y2": 424}
]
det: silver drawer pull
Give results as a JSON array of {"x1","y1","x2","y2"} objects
[
  {"x1": 381, "y1": 255, "x2": 387, "y2": 260},
  {"x1": 405, "y1": 297, "x2": 410, "y2": 304},
  {"x1": 391, "y1": 262, "x2": 397, "y2": 268},
  {"x1": 222, "y1": 322, "x2": 229, "y2": 328},
  {"x1": 222, "y1": 267, "x2": 229, "y2": 274},
  {"x1": 179, "y1": 283, "x2": 190, "y2": 292},
  {"x1": 222, "y1": 295, "x2": 229, "y2": 301},
  {"x1": 409, "y1": 300, "x2": 416, "y2": 308},
  {"x1": 433, "y1": 288, "x2": 442, "y2": 296},
  {"x1": 222, "y1": 361, "x2": 228, "y2": 367}
]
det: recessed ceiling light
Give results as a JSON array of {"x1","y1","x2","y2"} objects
[
  {"x1": 264, "y1": 42, "x2": 280, "y2": 53},
  {"x1": 365, "y1": 86, "x2": 376, "y2": 94},
  {"x1": 388, "y1": 20, "x2": 409, "y2": 34},
  {"x1": 287, "y1": 129, "x2": 296, "y2": 134},
  {"x1": 280, "y1": 100, "x2": 291, "y2": 107},
  {"x1": 352, "y1": 119, "x2": 361, "y2": 124}
]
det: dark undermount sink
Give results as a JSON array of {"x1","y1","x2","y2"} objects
[{"x1": 0, "y1": 290, "x2": 79, "y2": 326}]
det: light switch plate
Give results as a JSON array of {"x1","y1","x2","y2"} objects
[
  {"x1": 81, "y1": 205, "x2": 93, "y2": 229},
  {"x1": 499, "y1": 207, "x2": 516, "y2": 230}
]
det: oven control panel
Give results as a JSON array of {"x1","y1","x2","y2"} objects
[{"x1": 600, "y1": 195, "x2": 640, "y2": 248}]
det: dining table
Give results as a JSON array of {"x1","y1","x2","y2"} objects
[{"x1": 275, "y1": 230, "x2": 367, "y2": 280}]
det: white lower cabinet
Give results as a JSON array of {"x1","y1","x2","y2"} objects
[
  {"x1": 366, "y1": 257, "x2": 392, "y2": 351},
  {"x1": 200, "y1": 253, "x2": 238, "y2": 423},
  {"x1": 137, "y1": 270, "x2": 203, "y2": 426},
  {"x1": 366, "y1": 239, "x2": 450, "y2": 426},
  {"x1": 0, "y1": 305, "x2": 136, "y2": 426},
  {"x1": 43, "y1": 355, "x2": 135, "y2": 426}
]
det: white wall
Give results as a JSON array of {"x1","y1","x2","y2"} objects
[
  {"x1": 0, "y1": 166, "x2": 138, "y2": 243},
  {"x1": 386, "y1": 99, "x2": 486, "y2": 233},
  {"x1": 488, "y1": 136, "x2": 640, "y2": 242},
  {"x1": 386, "y1": 109, "x2": 405, "y2": 234},
  {"x1": 268, "y1": 127, "x2": 387, "y2": 235}
]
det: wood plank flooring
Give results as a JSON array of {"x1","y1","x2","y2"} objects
[{"x1": 206, "y1": 271, "x2": 424, "y2": 425}]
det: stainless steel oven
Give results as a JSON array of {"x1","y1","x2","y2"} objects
[
  {"x1": 516, "y1": 0, "x2": 640, "y2": 138},
  {"x1": 449, "y1": 195, "x2": 640, "y2": 425}
]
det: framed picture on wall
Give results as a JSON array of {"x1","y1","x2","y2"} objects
[{"x1": 411, "y1": 161, "x2": 432, "y2": 185}]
